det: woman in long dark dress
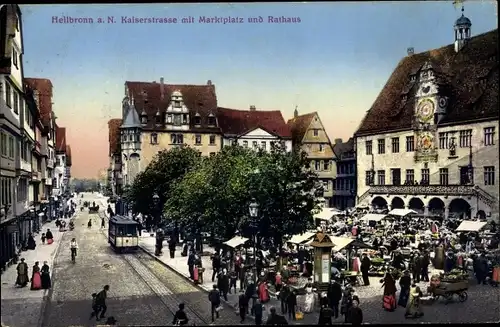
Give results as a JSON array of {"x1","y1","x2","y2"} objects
[
  {"x1": 31, "y1": 262, "x2": 42, "y2": 290},
  {"x1": 27, "y1": 233, "x2": 36, "y2": 250},
  {"x1": 41, "y1": 261, "x2": 51, "y2": 289}
]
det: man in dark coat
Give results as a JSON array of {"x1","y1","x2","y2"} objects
[
  {"x1": 410, "y1": 253, "x2": 421, "y2": 283},
  {"x1": 208, "y1": 284, "x2": 221, "y2": 322},
  {"x1": 187, "y1": 251, "x2": 195, "y2": 279},
  {"x1": 286, "y1": 289, "x2": 297, "y2": 321},
  {"x1": 168, "y1": 237, "x2": 177, "y2": 259},
  {"x1": 327, "y1": 279, "x2": 342, "y2": 318},
  {"x1": 211, "y1": 253, "x2": 221, "y2": 282},
  {"x1": 420, "y1": 252, "x2": 430, "y2": 282},
  {"x1": 279, "y1": 284, "x2": 289, "y2": 314},
  {"x1": 318, "y1": 304, "x2": 334, "y2": 325},
  {"x1": 360, "y1": 254, "x2": 371, "y2": 286},
  {"x1": 265, "y1": 307, "x2": 288, "y2": 325},
  {"x1": 217, "y1": 269, "x2": 229, "y2": 301}
]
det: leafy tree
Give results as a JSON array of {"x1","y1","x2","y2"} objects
[
  {"x1": 243, "y1": 143, "x2": 322, "y2": 249},
  {"x1": 164, "y1": 146, "x2": 260, "y2": 249},
  {"x1": 165, "y1": 143, "x2": 322, "y2": 250},
  {"x1": 128, "y1": 146, "x2": 201, "y2": 220}
]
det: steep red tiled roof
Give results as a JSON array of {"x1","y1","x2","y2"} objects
[
  {"x1": 355, "y1": 30, "x2": 498, "y2": 136},
  {"x1": 55, "y1": 126, "x2": 66, "y2": 153},
  {"x1": 23, "y1": 78, "x2": 54, "y2": 127},
  {"x1": 65, "y1": 145, "x2": 72, "y2": 166},
  {"x1": 108, "y1": 119, "x2": 122, "y2": 156},
  {"x1": 125, "y1": 81, "x2": 218, "y2": 132},
  {"x1": 287, "y1": 112, "x2": 317, "y2": 143},
  {"x1": 217, "y1": 107, "x2": 292, "y2": 138}
]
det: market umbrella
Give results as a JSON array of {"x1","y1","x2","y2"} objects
[{"x1": 348, "y1": 239, "x2": 374, "y2": 249}]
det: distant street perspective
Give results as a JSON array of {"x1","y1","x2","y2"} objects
[{"x1": 1, "y1": 2, "x2": 499, "y2": 327}]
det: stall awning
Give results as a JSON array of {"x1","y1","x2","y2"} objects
[
  {"x1": 388, "y1": 209, "x2": 417, "y2": 217},
  {"x1": 314, "y1": 208, "x2": 340, "y2": 221},
  {"x1": 330, "y1": 236, "x2": 354, "y2": 251},
  {"x1": 223, "y1": 236, "x2": 249, "y2": 248},
  {"x1": 360, "y1": 213, "x2": 387, "y2": 222},
  {"x1": 288, "y1": 232, "x2": 316, "y2": 244},
  {"x1": 455, "y1": 220, "x2": 488, "y2": 232}
]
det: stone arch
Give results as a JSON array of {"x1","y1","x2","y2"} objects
[
  {"x1": 408, "y1": 197, "x2": 425, "y2": 213},
  {"x1": 428, "y1": 197, "x2": 445, "y2": 216},
  {"x1": 477, "y1": 210, "x2": 486, "y2": 220},
  {"x1": 391, "y1": 197, "x2": 405, "y2": 209},
  {"x1": 371, "y1": 196, "x2": 388, "y2": 209},
  {"x1": 449, "y1": 198, "x2": 471, "y2": 220}
]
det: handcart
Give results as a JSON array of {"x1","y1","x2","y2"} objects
[{"x1": 429, "y1": 280, "x2": 468, "y2": 304}]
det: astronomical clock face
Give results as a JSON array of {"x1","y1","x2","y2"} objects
[
  {"x1": 418, "y1": 132, "x2": 434, "y2": 152},
  {"x1": 416, "y1": 98, "x2": 435, "y2": 122}
]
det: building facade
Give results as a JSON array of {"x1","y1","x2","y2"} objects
[
  {"x1": 0, "y1": 4, "x2": 23, "y2": 272},
  {"x1": 107, "y1": 118, "x2": 122, "y2": 196},
  {"x1": 287, "y1": 109, "x2": 337, "y2": 207},
  {"x1": 109, "y1": 78, "x2": 222, "y2": 193},
  {"x1": 54, "y1": 125, "x2": 67, "y2": 196},
  {"x1": 355, "y1": 15, "x2": 498, "y2": 222},
  {"x1": 332, "y1": 138, "x2": 356, "y2": 210},
  {"x1": 218, "y1": 106, "x2": 293, "y2": 152}
]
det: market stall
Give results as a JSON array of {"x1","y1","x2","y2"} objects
[
  {"x1": 388, "y1": 208, "x2": 417, "y2": 217},
  {"x1": 223, "y1": 236, "x2": 249, "y2": 248},
  {"x1": 288, "y1": 232, "x2": 316, "y2": 245},
  {"x1": 455, "y1": 220, "x2": 488, "y2": 232}
]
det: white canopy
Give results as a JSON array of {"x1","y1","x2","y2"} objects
[
  {"x1": 331, "y1": 236, "x2": 355, "y2": 251},
  {"x1": 288, "y1": 232, "x2": 316, "y2": 244},
  {"x1": 360, "y1": 213, "x2": 387, "y2": 222},
  {"x1": 388, "y1": 209, "x2": 417, "y2": 217},
  {"x1": 314, "y1": 208, "x2": 341, "y2": 221},
  {"x1": 455, "y1": 220, "x2": 488, "y2": 232},
  {"x1": 223, "y1": 236, "x2": 249, "y2": 248}
]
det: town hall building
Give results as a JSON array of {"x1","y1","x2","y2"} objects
[{"x1": 354, "y1": 10, "x2": 498, "y2": 222}]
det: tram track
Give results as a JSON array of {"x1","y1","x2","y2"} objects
[{"x1": 98, "y1": 212, "x2": 241, "y2": 325}]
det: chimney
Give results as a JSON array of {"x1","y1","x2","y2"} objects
[
  {"x1": 334, "y1": 138, "x2": 343, "y2": 144},
  {"x1": 407, "y1": 47, "x2": 414, "y2": 56},
  {"x1": 160, "y1": 77, "x2": 164, "y2": 100},
  {"x1": 207, "y1": 80, "x2": 212, "y2": 85},
  {"x1": 249, "y1": 105, "x2": 256, "y2": 111}
]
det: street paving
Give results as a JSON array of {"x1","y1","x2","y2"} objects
[
  {"x1": 139, "y1": 235, "x2": 500, "y2": 324},
  {"x1": 41, "y1": 194, "x2": 170, "y2": 327}
]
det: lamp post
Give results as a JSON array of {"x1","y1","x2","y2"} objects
[{"x1": 248, "y1": 200, "x2": 259, "y2": 282}]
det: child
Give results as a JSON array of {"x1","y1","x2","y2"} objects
[
  {"x1": 89, "y1": 293, "x2": 100, "y2": 319},
  {"x1": 41, "y1": 233, "x2": 46, "y2": 245},
  {"x1": 88, "y1": 219, "x2": 92, "y2": 228}
]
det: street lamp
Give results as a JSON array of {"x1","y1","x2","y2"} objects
[{"x1": 248, "y1": 200, "x2": 259, "y2": 282}]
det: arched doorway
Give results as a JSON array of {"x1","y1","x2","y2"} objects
[
  {"x1": 476, "y1": 210, "x2": 486, "y2": 220},
  {"x1": 372, "y1": 196, "x2": 388, "y2": 209},
  {"x1": 391, "y1": 197, "x2": 405, "y2": 209},
  {"x1": 409, "y1": 198, "x2": 425, "y2": 214},
  {"x1": 449, "y1": 198, "x2": 471, "y2": 220},
  {"x1": 428, "y1": 198, "x2": 445, "y2": 217}
]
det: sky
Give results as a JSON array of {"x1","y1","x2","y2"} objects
[{"x1": 20, "y1": 2, "x2": 498, "y2": 178}]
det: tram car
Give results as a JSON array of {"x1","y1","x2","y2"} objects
[{"x1": 108, "y1": 215, "x2": 140, "y2": 252}]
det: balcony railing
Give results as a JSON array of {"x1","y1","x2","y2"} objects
[{"x1": 368, "y1": 184, "x2": 475, "y2": 196}]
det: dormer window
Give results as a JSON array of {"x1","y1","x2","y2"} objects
[
  {"x1": 12, "y1": 49, "x2": 18, "y2": 68},
  {"x1": 207, "y1": 114, "x2": 216, "y2": 126},
  {"x1": 410, "y1": 74, "x2": 416, "y2": 82},
  {"x1": 402, "y1": 95, "x2": 407, "y2": 102},
  {"x1": 150, "y1": 133, "x2": 158, "y2": 145},
  {"x1": 155, "y1": 111, "x2": 161, "y2": 125},
  {"x1": 173, "y1": 114, "x2": 182, "y2": 126},
  {"x1": 174, "y1": 101, "x2": 181, "y2": 107},
  {"x1": 141, "y1": 111, "x2": 147, "y2": 124},
  {"x1": 194, "y1": 113, "x2": 201, "y2": 125}
]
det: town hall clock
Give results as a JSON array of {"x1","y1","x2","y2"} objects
[{"x1": 416, "y1": 98, "x2": 435, "y2": 123}]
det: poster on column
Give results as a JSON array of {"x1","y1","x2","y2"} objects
[{"x1": 321, "y1": 253, "x2": 330, "y2": 282}]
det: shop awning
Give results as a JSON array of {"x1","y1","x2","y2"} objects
[
  {"x1": 223, "y1": 236, "x2": 249, "y2": 248},
  {"x1": 388, "y1": 209, "x2": 417, "y2": 217},
  {"x1": 330, "y1": 237, "x2": 354, "y2": 251},
  {"x1": 360, "y1": 213, "x2": 387, "y2": 222},
  {"x1": 314, "y1": 208, "x2": 340, "y2": 221},
  {"x1": 455, "y1": 220, "x2": 488, "y2": 232},
  {"x1": 288, "y1": 232, "x2": 316, "y2": 244}
]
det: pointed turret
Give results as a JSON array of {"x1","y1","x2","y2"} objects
[{"x1": 122, "y1": 95, "x2": 141, "y2": 128}]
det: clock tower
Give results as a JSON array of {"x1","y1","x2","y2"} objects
[{"x1": 413, "y1": 61, "x2": 447, "y2": 163}]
